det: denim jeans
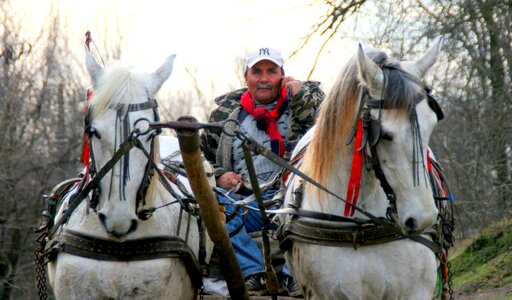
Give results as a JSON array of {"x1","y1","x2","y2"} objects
[{"x1": 217, "y1": 188, "x2": 291, "y2": 278}]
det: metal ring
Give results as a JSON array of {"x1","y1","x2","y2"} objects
[
  {"x1": 133, "y1": 118, "x2": 152, "y2": 136},
  {"x1": 221, "y1": 119, "x2": 240, "y2": 137}
]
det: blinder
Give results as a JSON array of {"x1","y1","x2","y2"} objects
[
  {"x1": 362, "y1": 99, "x2": 384, "y2": 149},
  {"x1": 426, "y1": 91, "x2": 444, "y2": 121},
  {"x1": 358, "y1": 110, "x2": 382, "y2": 150},
  {"x1": 346, "y1": 84, "x2": 444, "y2": 222},
  {"x1": 355, "y1": 86, "x2": 444, "y2": 150}
]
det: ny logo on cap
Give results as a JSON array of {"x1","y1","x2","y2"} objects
[{"x1": 259, "y1": 48, "x2": 270, "y2": 56}]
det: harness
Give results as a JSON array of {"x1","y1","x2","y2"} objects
[
  {"x1": 83, "y1": 98, "x2": 162, "y2": 212},
  {"x1": 228, "y1": 78, "x2": 447, "y2": 253},
  {"x1": 35, "y1": 99, "x2": 209, "y2": 296}
]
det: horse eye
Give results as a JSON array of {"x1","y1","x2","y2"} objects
[
  {"x1": 89, "y1": 127, "x2": 101, "y2": 139},
  {"x1": 381, "y1": 131, "x2": 393, "y2": 141}
]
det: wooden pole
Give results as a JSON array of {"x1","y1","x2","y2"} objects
[{"x1": 175, "y1": 116, "x2": 249, "y2": 300}]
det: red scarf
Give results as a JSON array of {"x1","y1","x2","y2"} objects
[{"x1": 240, "y1": 87, "x2": 288, "y2": 157}]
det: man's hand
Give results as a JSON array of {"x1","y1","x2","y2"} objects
[
  {"x1": 217, "y1": 171, "x2": 243, "y2": 191},
  {"x1": 282, "y1": 76, "x2": 302, "y2": 97}
]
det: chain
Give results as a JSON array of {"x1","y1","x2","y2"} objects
[
  {"x1": 34, "y1": 231, "x2": 48, "y2": 300},
  {"x1": 447, "y1": 260, "x2": 454, "y2": 300},
  {"x1": 199, "y1": 286, "x2": 205, "y2": 300}
]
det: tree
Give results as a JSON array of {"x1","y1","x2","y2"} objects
[
  {"x1": 0, "y1": 1, "x2": 83, "y2": 298},
  {"x1": 304, "y1": 0, "x2": 512, "y2": 235}
]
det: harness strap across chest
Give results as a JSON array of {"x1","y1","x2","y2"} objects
[
  {"x1": 46, "y1": 229, "x2": 203, "y2": 289},
  {"x1": 279, "y1": 219, "x2": 405, "y2": 251}
]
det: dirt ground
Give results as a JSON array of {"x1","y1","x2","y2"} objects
[
  {"x1": 202, "y1": 284, "x2": 512, "y2": 300},
  {"x1": 202, "y1": 285, "x2": 512, "y2": 299},
  {"x1": 455, "y1": 284, "x2": 512, "y2": 300}
]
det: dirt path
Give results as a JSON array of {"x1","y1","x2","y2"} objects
[
  {"x1": 455, "y1": 284, "x2": 512, "y2": 300},
  {"x1": 202, "y1": 285, "x2": 512, "y2": 300}
]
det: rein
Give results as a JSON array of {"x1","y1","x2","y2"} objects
[
  {"x1": 49, "y1": 134, "x2": 139, "y2": 237},
  {"x1": 39, "y1": 118, "x2": 212, "y2": 297},
  {"x1": 49, "y1": 127, "x2": 201, "y2": 236},
  {"x1": 229, "y1": 91, "x2": 443, "y2": 253},
  {"x1": 235, "y1": 131, "x2": 395, "y2": 228}
]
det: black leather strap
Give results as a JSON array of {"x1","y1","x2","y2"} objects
[{"x1": 48, "y1": 229, "x2": 203, "y2": 288}]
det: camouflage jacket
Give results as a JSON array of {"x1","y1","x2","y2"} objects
[{"x1": 201, "y1": 81, "x2": 324, "y2": 178}]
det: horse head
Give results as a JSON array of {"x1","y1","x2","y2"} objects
[
  {"x1": 84, "y1": 46, "x2": 175, "y2": 238},
  {"x1": 356, "y1": 37, "x2": 443, "y2": 235}
]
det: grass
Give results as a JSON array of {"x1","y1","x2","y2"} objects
[{"x1": 450, "y1": 219, "x2": 512, "y2": 295}]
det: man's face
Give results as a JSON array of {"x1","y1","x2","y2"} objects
[{"x1": 245, "y1": 60, "x2": 283, "y2": 104}]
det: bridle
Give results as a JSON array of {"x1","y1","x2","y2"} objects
[
  {"x1": 39, "y1": 99, "x2": 209, "y2": 293},
  {"x1": 84, "y1": 97, "x2": 161, "y2": 215},
  {"x1": 346, "y1": 66, "x2": 445, "y2": 222},
  {"x1": 48, "y1": 96, "x2": 204, "y2": 238}
]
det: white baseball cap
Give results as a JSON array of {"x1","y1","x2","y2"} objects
[{"x1": 246, "y1": 47, "x2": 284, "y2": 68}]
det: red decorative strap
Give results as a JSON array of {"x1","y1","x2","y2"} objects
[
  {"x1": 427, "y1": 149, "x2": 432, "y2": 173},
  {"x1": 85, "y1": 31, "x2": 92, "y2": 50},
  {"x1": 345, "y1": 119, "x2": 364, "y2": 216},
  {"x1": 80, "y1": 90, "x2": 93, "y2": 167}
]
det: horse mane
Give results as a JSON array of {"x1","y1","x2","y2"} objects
[
  {"x1": 301, "y1": 50, "x2": 426, "y2": 187},
  {"x1": 89, "y1": 62, "x2": 150, "y2": 120}
]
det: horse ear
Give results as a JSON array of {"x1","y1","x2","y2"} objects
[
  {"x1": 402, "y1": 36, "x2": 442, "y2": 79},
  {"x1": 149, "y1": 54, "x2": 176, "y2": 95},
  {"x1": 357, "y1": 44, "x2": 384, "y2": 97},
  {"x1": 85, "y1": 44, "x2": 103, "y2": 88}
]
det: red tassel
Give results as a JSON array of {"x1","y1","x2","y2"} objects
[
  {"x1": 427, "y1": 149, "x2": 432, "y2": 173},
  {"x1": 80, "y1": 89, "x2": 93, "y2": 167},
  {"x1": 345, "y1": 119, "x2": 364, "y2": 216},
  {"x1": 80, "y1": 138, "x2": 90, "y2": 167}
]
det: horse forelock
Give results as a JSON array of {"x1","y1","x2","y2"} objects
[
  {"x1": 380, "y1": 64, "x2": 426, "y2": 116},
  {"x1": 89, "y1": 62, "x2": 151, "y2": 120}
]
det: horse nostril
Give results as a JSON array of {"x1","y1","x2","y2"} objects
[
  {"x1": 405, "y1": 217, "x2": 417, "y2": 231},
  {"x1": 127, "y1": 219, "x2": 138, "y2": 235},
  {"x1": 98, "y1": 212, "x2": 107, "y2": 228}
]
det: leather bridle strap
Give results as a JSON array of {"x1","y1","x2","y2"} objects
[
  {"x1": 49, "y1": 135, "x2": 138, "y2": 237},
  {"x1": 237, "y1": 132, "x2": 442, "y2": 254},
  {"x1": 241, "y1": 141, "x2": 279, "y2": 297},
  {"x1": 236, "y1": 132, "x2": 393, "y2": 228},
  {"x1": 368, "y1": 143, "x2": 399, "y2": 221},
  {"x1": 109, "y1": 98, "x2": 159, "y2": 112}
]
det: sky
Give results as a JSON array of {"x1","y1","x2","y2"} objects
[{"x1": 13, "y1": 0, "x2": 358, "y2": 109}]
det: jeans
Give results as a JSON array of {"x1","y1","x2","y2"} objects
[{"x1": 217, "y1": 188, "x2": 291, "y2": 278}]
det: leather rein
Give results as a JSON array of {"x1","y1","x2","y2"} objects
[{"x1": 233, "y1": 83, "x2": 444, "y2": 253}]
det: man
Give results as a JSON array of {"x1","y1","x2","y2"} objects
[{"x1": 202, "y1": 47, "x2": 324, "y2": 296}]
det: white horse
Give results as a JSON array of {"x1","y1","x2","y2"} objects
[
  {"x1": 46, "y1": 47, "x2": 213, "y2": 299},
  {"x1": 279, "y1": 38, "x2": 444, "y2": 299}
]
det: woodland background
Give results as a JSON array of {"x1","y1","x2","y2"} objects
[{"x1": 1, "y1": 0, "x2": 511, "y2": 298}]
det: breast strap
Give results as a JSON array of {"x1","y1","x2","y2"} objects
[
  {"x1": 279, "y1": 218, "x2": 405, "y2": 251},
  {"x1": 46, "y1": 229, "x2": 203, "y2": 289}
]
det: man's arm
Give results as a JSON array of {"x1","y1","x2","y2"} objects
[
  {"x1": 200, "y1": 88, "x2": 246, "y2": 162},
  {"x1": 286, "y1": 81, "x2": 325, "y2": 156}
]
